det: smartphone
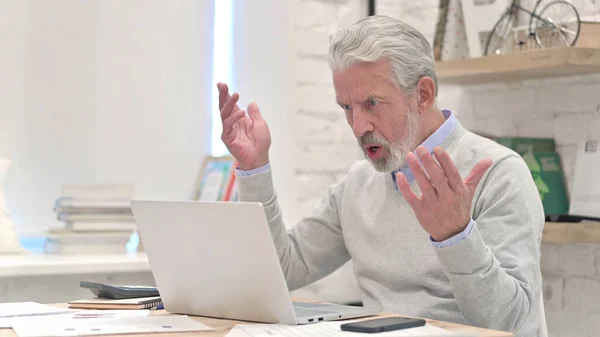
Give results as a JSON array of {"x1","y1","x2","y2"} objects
[{"x1": 340, "y1": 316, "x2": 426, "y2": 333}]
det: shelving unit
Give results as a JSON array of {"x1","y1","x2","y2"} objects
[
  {"x1": 542, "y1": 222, "x2": 600, "y2": 243},
  {"x1": 436, "y1": 47, "x2": 600, "y2": 85}
]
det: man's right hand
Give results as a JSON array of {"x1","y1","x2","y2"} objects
[{"x1": 217, "y1": 82, "x2": 272, "y2": 171}]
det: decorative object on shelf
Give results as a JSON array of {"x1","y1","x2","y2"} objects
[
  {"x1": 191, "y1": 156, "x2": 237, "y2": 202},
  {"x1": 461, "y1": 0, "x2": 509, "y2": 57},
  {"x1": 0, "y1": 157, "x2": 24, "y2": 254},
  {"x1": 485, "y1": 0, "x2": 581, "y2": 56},
  {"x1": 434, "y1": 0, "x2": 451, "y2": 60},
  {"x1": 569, "y1": 139, "x2": 600, "y2": 218},
  {"x1": 441, "y1": 0, "x2": 471, "y2": 61}
]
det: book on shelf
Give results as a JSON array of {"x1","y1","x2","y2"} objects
[
  {"x1": 475, "y1": 135, "x2": 568, "y2": 216},
  {"x1": 45, "y1": 228, "x2": 134, "y2": 241},
  {"x1": 521, "y1": 152, "x2": 569, "y2": 216},
  {"x1": 193, "y1": 156, "x2": 238, "y2": 202},
  {"x1": 60, "y1": 183, "x2": 135, "y2": 200},
  {"x1": 58, "y1": 212, "x2": 135, "y2": 222},
  {"x1": 54, "y1": 199, "x2": 132, "y2": 210},
  {"x1": 492, "y1": 137, "x2": 555, "y2": 155},
  {"x1": 43, "y1": 240, "x2": 129, "y2": 254},
  {"x1": 53, "y1": 183, "x2": 135, "y2": 212},
  {"x1": 64, "y1": 220, "x2": 137, "y2": 232},
  {"x1": 473, "y1": 134, "x2": 556, "y2": 155},
  {"x1": 44, "y1": 229, "x2": 133, "y2": 254}
]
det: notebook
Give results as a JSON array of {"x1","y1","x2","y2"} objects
[{"x1": 68, "y1": 296, "x2": 162, "y2": 310}]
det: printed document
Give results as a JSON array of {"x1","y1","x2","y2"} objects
[
  {"x1": 11, "y1": 315, "x2": 214, "y2": 337},
  {"x1": 0, "y1": 302, "x2": 74, "y2": 328}
]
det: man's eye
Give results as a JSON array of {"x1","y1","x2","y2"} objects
[
  {"x1": 341, "y1": 104, "x2": 352, "y2": 111},
  {"x1": 368, "y1": 99, "x2": 378, "y2": 107}
]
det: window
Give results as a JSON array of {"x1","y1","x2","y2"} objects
[{"x1": 211, "y1": 0, "x2": 234, "y2": 157}]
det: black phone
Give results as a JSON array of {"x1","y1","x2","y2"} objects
[{"x1": 340, "y1": 316, "x2": 426, "y2": 333}]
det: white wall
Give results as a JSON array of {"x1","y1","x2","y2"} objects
[
  {"x1": 2, "y1": 0, "x2": 214, "y2": 236},
  {"x1": 0, "y1": 0, "x2": 24, "y2": 175},
  {"x1": 285, "y1": 0, "x2": 367, "y2": 304},
  {"x1": 230, "y1": 0, "x2": 292, "y2": 218}
]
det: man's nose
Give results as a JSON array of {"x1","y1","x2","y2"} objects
[{"x1": 351, "y1": 110, "x2": 373, "y2": 137}]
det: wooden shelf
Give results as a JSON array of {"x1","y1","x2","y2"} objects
[
  {"x1": 436, "y1": 47, "x2": 600, "y2": 85},
  {"x1": 542, "y1": 222, "x2": 600, "y2": 243}
]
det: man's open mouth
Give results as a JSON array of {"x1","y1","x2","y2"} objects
[{"x1": 364, "y1": 144, "x2": 384, "y2": 160}]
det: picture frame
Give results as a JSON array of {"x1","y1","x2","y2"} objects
[{"x1": 191, "y1": 155, "x2": 238, "y2": 202}]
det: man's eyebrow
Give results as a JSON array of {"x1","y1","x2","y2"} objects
[{"x1": 365, "y1": 94, "x2": 385, "y2": 101}]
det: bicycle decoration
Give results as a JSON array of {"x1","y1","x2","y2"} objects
[{"x1": 485, "y1": 0, "x2": 581, "y2": 56}]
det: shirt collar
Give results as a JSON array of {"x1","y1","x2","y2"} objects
[{"x1": 392, "y1": 109, "x2": 457, "y2": 185}]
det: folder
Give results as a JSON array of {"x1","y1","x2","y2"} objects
[{"x1": 68, "y1": 296, "x2": 162, "y2": 310}]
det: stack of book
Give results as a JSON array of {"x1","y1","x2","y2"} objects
[{"x1": 44, "y1": 184, "x2": 137, "y2": 254}]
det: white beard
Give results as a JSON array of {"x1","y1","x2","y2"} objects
[{"x1": 358, "y1": 105, "x2": 420, "y2": 172}]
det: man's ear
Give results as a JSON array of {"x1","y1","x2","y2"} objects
[{"x1": 416, "y1": 77, "x2": 436, "y2": 112}]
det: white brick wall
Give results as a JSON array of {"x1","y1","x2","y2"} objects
[
  {"x1": 540, "y1": 244, "x2": 600, "y2": 335},
  {"x1": 287, "y1": 0, "x2": 366, "y2": 304},
  {"x1": 288, "y1": 0, "x2": 600, "y2": 335}
]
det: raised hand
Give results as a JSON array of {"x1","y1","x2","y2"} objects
[
  {"x1": 396, "y1": 146, "x2": 493, "y2": 242},
  {"x1": 217, "y1": 83, "x2": 271, "y2": 170}
]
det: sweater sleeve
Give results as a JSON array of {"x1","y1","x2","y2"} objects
[
  {"x1": 434, "y1": 155, "x2": 544, "y2": 337},
  {"x1": 236, "y1": 167, "x2": 351, "y2": 291}
]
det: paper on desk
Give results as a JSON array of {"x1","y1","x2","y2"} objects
[
  {"x1": 226, "y1": 321, "x2": 459, "y2": 337},
  {"x1": 11, "y1": 315, "x2": 214, "y2": 337},
  {"x1": 3, "y1": 309, "x2": 150, "y2": 328},
  {"x1": 56, "y1": 310, "x2": 150, "y2": 320},
  {"x1": 0, "y1": 302, "x2": 72, "y2": 318},
  {"x1": 0, "y1": 302, "x2": 74, "y2": 328}
]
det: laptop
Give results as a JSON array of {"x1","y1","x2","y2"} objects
[{"x1": 130, "y1": 200, "x2": 379, "y2": 325}]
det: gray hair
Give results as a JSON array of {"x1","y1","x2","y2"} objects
[{"x1": 327, "y1": 15, "x2": 438, "y2": 97}]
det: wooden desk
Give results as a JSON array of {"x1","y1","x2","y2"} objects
[{"x1": 0, "y1": 307, "x2": 512, "y2": 337}]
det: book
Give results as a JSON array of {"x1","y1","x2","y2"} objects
[
  {"x1": 492, "y1": 137, "x2": 556, "y2": 155},
  {"x1": 43, "y1": 229, "x2": 133, "y2": 254},
  {"x1": 193, "y1": 156, "x2": 237, "y2": 201},
  {"x1": 65, "y1": 220, "x2": 137, "y2": 232},
  {"x1": 521, "y1": 152, "x2": 569, "y2": 216},
  {"x1": 58, "y1": 213, "x2": 135, "y2": 222},
  {"x1": 44, "y1": 229, "x2": 134, "y2": 242},
  {"x1": 54, "y1": 199, "x2": 132, "y2": 211},
  {"x1": 68, "y1": 296, "x2": 162, "y2": 310},
  {"x1": 60, "y1": 183, "x2": 135, "y2": 200}
]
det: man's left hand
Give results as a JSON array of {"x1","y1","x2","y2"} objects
[{"x1": 396, "y1": 146, "x2": 493, "y2": 242}]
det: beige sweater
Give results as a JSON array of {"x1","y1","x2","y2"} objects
[{"x1": 236, "y1": 122, "x2": 544, "y2": 337}]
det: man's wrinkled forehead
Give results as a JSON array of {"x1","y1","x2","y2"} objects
[{"x1": 332, "y1": 62, "x2": 395, "y2": 103}]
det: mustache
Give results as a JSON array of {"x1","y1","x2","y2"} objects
[{"x1": 358, "y1": 132, "x2": 391, "y2": 151}]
